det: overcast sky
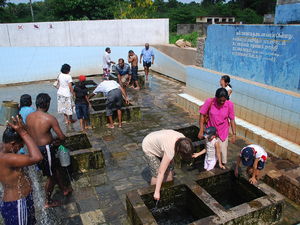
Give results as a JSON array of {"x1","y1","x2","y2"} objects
[{"x1": 9, "y1": 0, "x2": 202, "y2": 4}]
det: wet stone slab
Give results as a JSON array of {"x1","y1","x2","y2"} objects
[{"x1": 63, "y1": 133, "x2": 105, "y2": 174}]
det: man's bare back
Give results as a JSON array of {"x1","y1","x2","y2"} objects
[{"x1": 27, "y1": 111, "x2": 65, "y2": 146}]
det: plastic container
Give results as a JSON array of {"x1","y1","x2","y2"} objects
[{"x1": 57, "y1": 145, "x2": 71, "y2": 167}]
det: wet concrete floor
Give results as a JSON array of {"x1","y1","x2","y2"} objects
[{"x1": 0, "y1": 73, "x2": 299, "y2": 224}]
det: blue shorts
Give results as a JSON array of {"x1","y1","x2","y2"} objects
[
  {"x1": 0, "y1": 192, "x2": 36, "y2": 225},
  {"x1": 75, "y1": 103, "x2": 89, "y2": 119}
]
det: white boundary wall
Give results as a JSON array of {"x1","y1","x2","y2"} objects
[{"x1": 0, "y1": 19, "x2": 169, "y2": 47}]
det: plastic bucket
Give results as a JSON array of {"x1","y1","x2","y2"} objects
[
  {"x1": 57, "y1": 145, "x2": 71, "y2": 167},
  {"x1": 0, "y1": 101, "x2": 19, "y2": 125}
]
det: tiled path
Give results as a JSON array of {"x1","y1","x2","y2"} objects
[{"x1": 0, "y1": 74, "x2": 299, "y2": 224}]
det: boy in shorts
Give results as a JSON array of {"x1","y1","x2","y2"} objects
[
  {"x1": 192, "y1": 127, "x2": 225, "y2": 171},
  {"x1": 0, "y1": 116, "x2": 43, "y2": 225},
  {"x1": 234, "y1": 144, "x2": 268, "y2": 184},
  {"x1": 74, "y1": 75, "x2": 91, "y2": 131}
]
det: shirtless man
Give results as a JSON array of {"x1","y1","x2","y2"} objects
[
  {"x1": 27, "y1": 93, "x2": 72, "y2": 208},
  {"x1": 0, "y1": 116, "x2": 43, "y2": 225},
  {"x1": 128, "y1": 50, "x2": 140, "y2": 90}
]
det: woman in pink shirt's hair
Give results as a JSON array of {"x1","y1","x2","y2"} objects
[{"x1": 198, "y1": 88, "x2": 237, "y2": 165}]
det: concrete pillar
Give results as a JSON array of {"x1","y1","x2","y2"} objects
[{"x1": 195, "y1": 37, "x2": 206, "y2": 67}]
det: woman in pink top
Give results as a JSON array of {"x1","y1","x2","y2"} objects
[{"x1": 198, "y1": 88, "x2": 236, "y2": 164}]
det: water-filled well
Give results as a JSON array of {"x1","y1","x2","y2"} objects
[{"x1": 141, "y1": 184, "x2": 215, "y2": 225}]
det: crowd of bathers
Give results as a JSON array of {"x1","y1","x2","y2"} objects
[{"x1": 0, "y1": 43, "x2": 268, "y2": 224}]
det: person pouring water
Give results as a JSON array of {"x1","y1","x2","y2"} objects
[{"x1": 142, "y1": 130, "x2": 194, "y2": 200}]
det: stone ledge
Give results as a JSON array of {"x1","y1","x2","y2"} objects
[{"x1": 175, "y1": 93, "x2": 300, "y2": 165}]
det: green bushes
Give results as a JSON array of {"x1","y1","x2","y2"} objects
[{"x1": 169, "y1": 32, "x2": 199, "y2": 48}]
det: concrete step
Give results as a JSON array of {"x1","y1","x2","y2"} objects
[{"x1": 175, "y1": 93, "x2": 300, "y2": 165}]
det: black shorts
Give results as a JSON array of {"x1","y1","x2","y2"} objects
[
  {"x1": 131, "y1": 66, "x2": 138, "y2": 81},
  {"x1": 38, "y1": 144, "x2": 59, "y2": 177},
  {"x1": 143, "y1": 61, "x2": 151, "y2": 68},
  {"x1": 106, "y1": 88, "x2": 123, "y2": 116},
  {"x1": 75, "y1": 103, "x2": 89, "y2": 119}
]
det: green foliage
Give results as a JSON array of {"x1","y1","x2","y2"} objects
[
  {"x1": 0, "y1": 0, "x2": 272, "y2": 28},
  {"x1": 169, "y1": 32, "x2": 199, "y2": 47},
  {"x1": 114, "y1": 0, "x2": 156, "y2": 19}
]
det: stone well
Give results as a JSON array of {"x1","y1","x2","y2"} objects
[
  {"x1": 126, "y1": 170, "x2": 284, "y2": 225},
  {"x1": 63, "y1": 133, "x2": 105, "y2": 173},
  {"x1": 89, "y1": 97, "x2": 142, "y2": 129},
  {"x1": 174, "y1": 125, "x2": 206, "y2": 169},
  {"x1": 109, "y1": 73, "x2": 146, "y2": 88}
]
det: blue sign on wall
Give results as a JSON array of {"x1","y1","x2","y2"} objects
[{"x1": 203, "y1": 24, "x2": 300, "y2": 93}]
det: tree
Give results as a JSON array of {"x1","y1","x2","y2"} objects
[
  {"x1": 114, "y1": 0, "x2": 156, "y2": 19},
  {"x1": 44, "y1": 0, "x2": 117, "y2": 21}
]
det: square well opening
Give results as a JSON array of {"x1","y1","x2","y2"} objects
[
  {"x1": 141, "y1": 184, "x2": 214, "y2": 225},
  {"x1": 175, "y1": 125, "x2": 200, "y2": 142},
  {"x1": 196, "y1": 172, "x2": 266, "y2": 210},
  {"x1": 64, "y1": 133, "x2": 92, "y2": 151}
]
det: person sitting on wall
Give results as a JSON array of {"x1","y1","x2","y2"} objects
[
  {"x1": 234, "y1": 144, "x2": 268, "y2": 184},
  {"x1": 0, "y1": 116, "x2": 43, "y2": 225},
  {"x1": 116, "y1": 58, "x2": 131, "y2": 92},
  {"x1": 220, "y1": 75, "x2": 232, "y2": 99},
  {"x1": 90, "y1": 78, "x2": 129, "y2": 128},
  {"x1": 142, "y1": 130, "x2": 194, "y2": 200}
]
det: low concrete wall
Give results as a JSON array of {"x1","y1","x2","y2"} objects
[
  {"x1": 0, "y1": 46, "x2": 144, "y2": 84},
  {"x1": 0, "y1": 19, "x2": 169, "y2": 47},
  {"x1": 151, "y1": 47, "x2": 186, "y2": 82},
  {"x1": 153, "y1": 44, "x2": 197, "y2": 66}
]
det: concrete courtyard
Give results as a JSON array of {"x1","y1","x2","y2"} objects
[{"x1": 0, "y1": 73, "x2": 299, "y2": 225}]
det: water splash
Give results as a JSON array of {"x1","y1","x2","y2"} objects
[{"x1": 27, "y1": 165, "x2": 58, "y2": 225}]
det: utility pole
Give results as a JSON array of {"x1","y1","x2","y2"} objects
[{"x1": 29, "y1": 0, "x2": 34, "y2": 22}]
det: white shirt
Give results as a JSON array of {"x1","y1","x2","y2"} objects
[
  {"x1": 93, "y1": 80, "x2": 120, "y2": 95},
  {"x1": 142, "y1": 130, "x2": 184, "y2": 160},
  {"x1": 206, "y1": 138, "x2": 218, "y2": 160},
  {"x1": 57, "y1": 73, "x2": 73, "y2": 97},
  {"x1": 242, "y1": 144, "x2": 268, "y2": 162},
  {"x1": 225, "y1": 85, "x2": 232, "y2": 97},
  {"x1": 103, "y1": 52, "x2": 112, "y2": 69}
]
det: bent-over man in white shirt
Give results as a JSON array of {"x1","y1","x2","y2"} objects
[{"x1": 90, "y1": 80, "x2": 128, "y2": 128}]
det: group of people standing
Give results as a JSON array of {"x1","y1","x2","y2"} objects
[{"x1": 102, "y1": 43, "x2": 155, "y2": 91}]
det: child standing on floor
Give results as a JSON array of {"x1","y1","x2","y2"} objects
[
  {"x1": 192, "y1": 127, "x2": 225, "y2": 171},
  {"x1": 220, "y1": 75, "x2": 232, "y2": 99},
  {"x1": 74, "y1": 75, "x2": 91, "y2": 131}
]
